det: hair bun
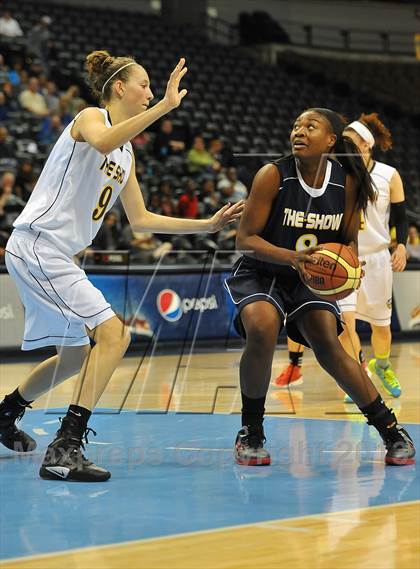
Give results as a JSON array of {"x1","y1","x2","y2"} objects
[{"x1": 85, "y1": 50, "x2": 114, "y2": 77}]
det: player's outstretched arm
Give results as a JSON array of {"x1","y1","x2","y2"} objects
[
  {"x1": 73, "y1": 59, "x2": 188, "y2": 154},
  {"x1": 120, "y1": 162, "x2": 244, "y2": 234}
]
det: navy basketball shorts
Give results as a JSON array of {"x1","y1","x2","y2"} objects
[{"x1": 224, "y1": 256, "x2": 343, "y2": 348}]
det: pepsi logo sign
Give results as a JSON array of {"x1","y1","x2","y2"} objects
[
  {"x1": 156, "y1": 289, "x2": 219, "y2": 322},
  {"x1": 157, "y1": 289, "x2": 183, "y2": 322}
]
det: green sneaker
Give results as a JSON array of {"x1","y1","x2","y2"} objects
[{"x1": 368, "y1": 359, "x2": 401, "y2": 398}]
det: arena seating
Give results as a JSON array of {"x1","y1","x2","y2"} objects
[{"x1": 1, "y1": 0, "x2": 419, "y2": 244}]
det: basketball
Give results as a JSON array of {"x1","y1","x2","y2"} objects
[{"x1": 304, "y1": 242, "x2": 361, "y2": 301}]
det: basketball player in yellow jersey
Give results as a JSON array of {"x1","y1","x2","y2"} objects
[
  {"x1": 0, "y1": 51, "x2": 244, "y2": 482},
  {"x1": 274, "y1": 113, "x2": 407, "y2": 401}
]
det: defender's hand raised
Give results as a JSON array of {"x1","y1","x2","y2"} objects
[
  {"x1": 208, "y1": 201, "x2": 246, "y2": 233},
  {"x1": 163, "y1": 58, "x2": 188, "y2": 111}
]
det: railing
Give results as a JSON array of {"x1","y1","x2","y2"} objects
[{"x1": 206, "y1": 15, "x2": 416, "y2": 57}]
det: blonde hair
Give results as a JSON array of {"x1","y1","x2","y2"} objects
[{"x1": 85, "y1": 50, "x2": 137, "y2": 101}]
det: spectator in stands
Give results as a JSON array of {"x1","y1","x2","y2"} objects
[
  {"x1": 62, "y1": 85, "x2": 87, "y2": 118},
  {"x1": 18, "y1": 77, "x2": 49, "y2": 117},
  {"x1": 0, "y1": 55, "x2": 9, "y2": 84},
  {"x1": 148, "y1": 191, "x2": 163, "y2": 215},
  {"x1": 407, "y1": 223, "x2": 420, "y2": 262},
  {"x1": 187, "y1": 136, "x2": 219, "y2": 174},
  {"x1": 18, "y1": 70, "x2": 29, "y2": 93},
  {"x1": 201, "y1": 177, "x2": 220, "y2": 216},
  {"x1": 0, "y1": 171, "x2": 26, "y2": 229},
  {"x1": 178, "y1": 179, "x2": 199, "y2": 218},
  {"x1": 160, "y1": 195, "x2": 176, "y2": 217},
  {"x1": 209, "y1": 138, "x2": 234, "y2": 169},
  {"x1": 43, "y1": 80, "x2": 60, "y2": 113},
  {"x1": 7, "y1": 59, "x2": 23, "y2": 87},
  {"x1": 0, "y1": 230, "x2": 8, "y2": 264},
  {"x1": 218, "y1": 167, "x2": 248, "y2": 203},
  {"x1": 0, "y1": 92, "x2": 11, "y2": 122},
  {"x1": 0, "y1": 126, "x2": 16, "y2": 162},
  {"x1": 153, "y1": 118, "x2": 185, "y2": 160},
  {"x1": 27, "y1": 16, "x2": 53, "y2": 74},
  {"x1": 15, "y1": 160, "x2": 36, "y2": 202},
  {"x1": 2, "y1": 81, "x2": 17, "y2": 110},
  {"x1": 38, "y1": 113, "x2": 64, "y2": 148},
  {"x1": 159, "y1": 180, "x2": 176, "y2": 216},
  {"x1": 120, "y1": 224, "x2": 173, "y2": 264},
  {"x1": 91, "y1": 211, "x2": 121, "y2": 251},
  {"x1": 58, "y1": 94, "x2": 76, "y2": 126},
  {"x1": 0, "y1": 10, "x2": 23, "y2": 38}
]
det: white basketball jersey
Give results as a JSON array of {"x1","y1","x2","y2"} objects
[
  {"x1": 14, "y1": 108, "x2": 133, "y2": 255},
  {"x1": 358, "y1": 161, "x2": 395, "y2": 256}
]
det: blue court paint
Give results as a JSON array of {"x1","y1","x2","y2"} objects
[{"x1": 0, "y1": 411, "x2": 418, "y2": 560}]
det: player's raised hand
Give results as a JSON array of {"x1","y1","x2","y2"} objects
[
  {"x1": 163, "y1": 58, "x2": 188, "y2": 111},
  {"x1": 209, "y1": 201, "x2": 246, "y2": 233}
]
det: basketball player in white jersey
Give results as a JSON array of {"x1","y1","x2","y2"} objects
[
  {"x1": 0, "y1": 51, "x2": 244, "y2": 482},
  {"x1": 338, "y1": 113, "x2": 407, "y2": 401},
  {"x1": 274, "y1": 113, "x2": 408, "y2": 401}
]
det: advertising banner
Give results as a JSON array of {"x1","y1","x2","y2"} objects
[
  {"x1": 0, "y1": 273, "x2": 25, "y2": 348},
  {"x1": 1, "y1": 267, "x2": 419, "y2": 349},
  {"x1": 89, "y1": 271, "x2": 239, "y2": 342},
  {"x1": 392, "y1": 271, "x2": 420, "y2": 331}
]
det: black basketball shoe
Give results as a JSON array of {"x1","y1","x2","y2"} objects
[
  {"x1": 39, "y1": 415, "x2": 111, "y2": 482},
  {"x1": 0, "y1": 395, "x2": 36, "y2": 452},
  {"x1": 235, "y1": 425, "x2": 271, "y2": 466},
  {"x1": 367, "y1": 408, "x2": 415, "y2": 466},
  {"x1": 383, "y1": 425, "x2": 415, "y2": 466}
]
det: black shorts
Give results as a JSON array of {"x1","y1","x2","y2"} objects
[{"x1": 224, "y1": 256, "x2": 343, "y2": 348}]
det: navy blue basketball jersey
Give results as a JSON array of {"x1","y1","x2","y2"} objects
[{"x1": 247, "y1": 155, "x2": 347, "y2": 276}]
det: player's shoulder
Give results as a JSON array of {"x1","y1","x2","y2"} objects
[
  {"x1": 251, "y1": 163, "x2": 281, "y2": 197},
  {"x1": 75, "y1": 106, "x2": 107, "y2": 124},
  {"x1": 271, "y1": 154, "x2": 294, "y2": 179},
  {"x1": 372, "y1": 161, "x2": 396, "y2": 182}
]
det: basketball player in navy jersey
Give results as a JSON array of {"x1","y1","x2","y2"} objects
[
  {"x1": 225, "y1": 108, "x2": 415, "y2": 466},
  {"x1": 276, "y1": 113, "x2": 407, "y2": 402},
  {"x1": 0, "y1": 51, "x2": 244, "y2": 482}
]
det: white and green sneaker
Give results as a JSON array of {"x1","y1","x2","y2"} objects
[{"x1": 368, "y1": 359, "x2": 401, "y2": 398}]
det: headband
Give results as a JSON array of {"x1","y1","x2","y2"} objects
[
  {"x1": 346, "y1": 121, "x2": 375, "y2": 148},
  {"x1": 101, "y1": 62, "x2": 136, "y2": 95}
]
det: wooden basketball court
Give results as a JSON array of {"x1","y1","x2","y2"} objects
[{"x1": 1, "y1": 341, "x2": 419, "y2": 568}]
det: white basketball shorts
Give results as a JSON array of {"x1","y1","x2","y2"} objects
[
  {"x1": 5, "y1": 229, "x2": 115, "y2": 350},
  {"x1": 337, "y1": 248, "x2": 393, "y2": 326}
]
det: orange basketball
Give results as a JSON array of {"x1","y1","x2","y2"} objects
[{"x1": 304, "y1": 243, "x2": 361, "y2": 301}]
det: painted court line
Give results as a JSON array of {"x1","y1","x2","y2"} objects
[{"x1": 2, "y1": 500, "x2": 418, "y2": 566}]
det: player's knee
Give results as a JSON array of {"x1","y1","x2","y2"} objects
[
  {"x1": 313, "y1": 338, "x2": 340, "y2": 368},
  {"x1": 119, "y1": 326, "x2": 131, "y2": 352},
  {"x1": 76, "y1": 344, "x2": 91, "y2": 365},
  {"x1": 57, "y1": 344, "x2": 91, "y2": 374},
  {"x1": 245, "y1": 318, "x2": 278, "y2": 350},
  {"x1": 94, "y1": 318, "x2": 131, "y2": 352}
]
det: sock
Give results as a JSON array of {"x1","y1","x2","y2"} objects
[
  {"x1": 290, "y1": 351, "x2": 303, "y2": 367},
  {"x1": 360, "y1": 395, "x2": 398, "y2": 440},
  {"x1": 241, "y1": 393, "x2": 265, "y2": 427},
  {"x1": 66, "y1": 404, "x2": 92, "y2": 431},
  {"x1": 376, "y1": 353, "x2": 390, "y2": 369},
  {"x1": 2, "y1": 388, "x2": 33, "y2": 411}
]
